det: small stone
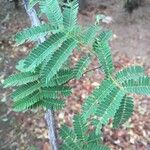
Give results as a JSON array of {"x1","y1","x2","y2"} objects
[{"x1": 102, "y1": 16, "x2": 113, "y2": 24}]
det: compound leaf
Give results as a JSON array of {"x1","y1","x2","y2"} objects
[
  {"x1": 12, "y1": 81, "x2": 41, "y2": 101},
  {"x1": 95, "y1": 89, "x2": 125, "y2": 133},
  {"x1": 116, "y1": 66, "x2": 145, "y2": 84},
  {"x1": 123, "y1": 76, "x2": 150, "y2": 95},
  {"x1": 83, "y1": 25, "x2": 101, "y2": 45},
  {"x1": 23, "y1": 32, "x2": 66, "y2": 72},
  {"x1": 82, "y1": 78, "x2": 116, "y2": 120},
  {"x1": 74, "y1": 54, "x2": 91, "y2": 79},
  {"x1": 73, "y1": 114, "x2": 87, "y2": 141},
  {"x1": 13, "y1": 92, "x2": 39, "y2": 112},
  {"x1": 4, "y1": 72, "x2": 39, "y2": 87},
  {"x1": 113, "y1": 96, "x2": 134, "y2": 128},
  {"x1": 40, "y1": 0, "x2": 63, "y2": 28},
  {"x1": 42, "y1": 69, "x2": 75, "y2": 87},
  {"x1": 41, "y1": 38, "x2": 76, "y2": 83},
  {"x1": 63, "y1": 0, "x2": 79, "y2": 31},
  {"x1": 93, "y1": 31, "x2": 114, "y2": 77},
  {"x1": 15, "y1": 24, "x2": 57, "y2": 44}
]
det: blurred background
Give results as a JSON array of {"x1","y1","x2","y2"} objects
[{"x1": 0, "y1": 0, "x2": 150, "y2": 149}]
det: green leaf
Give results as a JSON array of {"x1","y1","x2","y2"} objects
[
  {"x1": 4, "y1": 72, "x2": 39, "y2": 87},
  {"x1": 82, "y1": 78, "x2": 116, "y2": 120},
  {"x1": 74, "y1": 55, "x2": 91, "y2": 79},
  {"x1": 60, "y1": 114, "x2": 109, "y2": 149},
  {"x1": 13, "y1": 94, "x2": 64, "y2": 111},
  {"x1": 73, "y1": 114, "x2": 87, "y2": 141},
  {"x1": 22, "y1": 32, "x2": 66, "y2": 72},
  {"x1": 60, "y1": 125, "x2": 76, "y2": 140},
  {"x1": 12, "y1": 81, "x2": 41, "y2": 101},
  {"x1": 123, "y1": 76, "x2": 150, "y2": 95},
  {"x1": 13, "y1": 93, "x2": 39, "y2": 112},
  {"x1": 60, "y1": 143, "x2": 76, "y2": 150},
  {"x1": 113, "y1": 96, "x2": 134, "y2": 128},
  {"x1": 60, "y1": 125, "x2": 81, "y2": 150},
  {"x1": 41, "y1": 38, "x2": 76, "y2": 83},
  {"x1": 93, "y1": 31, "x2": 114, "y2": 76},
  {"x1": 97, "y1": 30, "x2": 112, "y2": 43},
  {"x1": 60, "y1": 139, "x2": 81, "y2": 150},
  {"x1": 87, "y1": 131, "x2": 101, "y2": 145},
  {"x1": 116, "y1": 66, "x2": 145, "y2": 84},
  {"x1": 40, "y1": 0, "x2": 63, "y2": 28},
  {"x1": 57, "y1": 86, "x2": 72, "y2": 96},
  {"x1": 63, "y1": 0, "x2": 79, "y2": 31},
  {"x1": 41, "y1": 86, "x2": 72, "y2": 98},
  {"x1": 95, "y1": 89, "x2": 125, "y2": 133},
  {"x1": 15, "y1": 24, "x2": 56, "y2": 44},
  {"x1": 39, "y1": 88, "x2": 58, "y2": 99},
  {"x1": 83, "y1": 25, "x2": 101, "y2": 44},
  {"x1": 86, "y1": 144, "x2": 110, "y2": 150},
  {"x1": 42, "y1": 69, "x2": 74, "y2": 87},
  {"x1": 41, "y1": 98, "x2": 64, "y2": 110},
  {"x1": 27, "y1": 101, "x2": 43, "y2": 109}
]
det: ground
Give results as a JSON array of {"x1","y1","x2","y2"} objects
[{"x1": 0, "y1": 0, "x2": 150, "y2": 150}]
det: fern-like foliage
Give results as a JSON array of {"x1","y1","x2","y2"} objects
[
  {"x1": 4, "y1": 72, "x2": 39, "y2": 87},
  {"x1": 42, "y1": 69, "x2": 75, "y2": 87},
  {"x1": 4, "y1": 0, "x2": 150, "y2": 149},
  {"x1": 82, "y1": 65, "x2": 150, "y2": 134},
  {"x1": 113, "y1": 96, "x2": 134, "y2": 128},
  {"x1": 13, "y1": 96, "x2": 64, "y2": 112},
  {"x1": 22, "y1": 32, "x2": 67, "y2": 72},
  {"x1": 73, "y1": 114, "x2": 87, "y2": 141},
  {"x1": 63, "y1": 0, "x2": 79, "y2": 31},
  {"x1": 83, "y1": 25, "x2": 101, "y2": 45},
  {"x1": 41, "y1": 86, "x2": 72, "y2": 97},
  {"x1": 40, "y1": 98, "x2": 65, "y2": 110},
  {"x1": 95, "y1": 89, "x2": 125, "y2": 133},
  {"x1": 15, "y1": 24, "x2": 58, "y2": 44},
  {"x1": 11, "y1": 83, "x2": 69, "y2": 111},
  {"x1": 82, "y1": 78, "x2": 116, "y2": 120},
  {"x1": 41, "y1": 38, "x2": 77, "y2": 83},
  {"x1": 93, "y1": 31, "x2": 114, "y2": 77},
  {"x1": 40, "y1": 0, "x2": 63, "y2": 28},
  {"x1": 13, "y1": 92, "x2": 40, "y2": 112},
  {"x1": 60, "y1": 114, "x2": 109, "y2": 150},
  {"x1": 123, "y1": 76, "x2": 150, "y2": 95},
  {"x1": 115, "y1": 66, "x2": 145, "y2": 84},
  {"x1": 82, "y1": 30, "x2": 150, "y2": 134},
  {"x1": 74, "y1": 54, "x2": 91, "y2": 79},
  {"x1": 12, "y1": 81, "x2": 41, "y2": 101}
]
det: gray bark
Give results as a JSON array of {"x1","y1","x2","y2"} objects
[
  {"x1": 45, "y1": 110, "x2": 59, "y2": 150},
  {"x1": 23, "y1": 0, "x2": 58, "y2": 150}
]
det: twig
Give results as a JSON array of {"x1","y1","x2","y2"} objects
[{"x1": 23, "y1": 0, "x2": 58, "y2": 150}]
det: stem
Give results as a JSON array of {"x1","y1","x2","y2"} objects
[
  {"x1": 23, "y1": 1, "x2": 58, "y2": 149},
  {"x1": 45, "y1": 110, "x2": 59, "y2": 150}
]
